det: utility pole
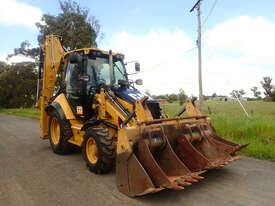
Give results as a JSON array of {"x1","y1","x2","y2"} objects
[{"x1": 190, "y1": 0, "x2": 203, "y2": 112}]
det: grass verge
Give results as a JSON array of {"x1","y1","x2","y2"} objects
[{"x1": 0, "y1": 108, "x2": 40, "y2": 120}]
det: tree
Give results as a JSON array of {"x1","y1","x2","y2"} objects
[
  {"x1": 260, "y1": 77, "x2": 273, "y2": 96},
  {"x1": 36, "y1": 0, "x2": 102, "y2": 49},
  {"x1": 0, "y1": 61, "x2": 8, "y2": 74},
  {"x1": 178, "y1": 89, "x2": 187, "y2": 105},
  {"x1": 153, "y1": 94, "x2": 168, "y2": 100},
  {"x1": 239, "y1": 89, "x2": 246, "y2": 97},
  {"x1": 251, "y1": 86, "x2": 261, "y2": 99},
  {"x1": 270, "y1": 91, "x2": 275, "y2": 101},
  {"x1": 167, "y1": 94, "x2": 178, "y2": 103},
  {"x1": 230, "y1": 89, "x2": 246, "y2": 99},
  {"x1": 9, "y1": 0, "x2": 102, "y2": 61},
  {"x1": 203, "y1": 95, "x2": 209, "y2": 101},
  {"x1": 211, "y1": 93, "x2": 217, "y2": 98},
  {"x1": 0, "y1": 62, "x2": 37, "y2": 108}
]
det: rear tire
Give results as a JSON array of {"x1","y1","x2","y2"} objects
[
  {"x1": 83, "y1": 127, "x2": 115, "y2": 174},
  {"x1": 49, "y1": 110, "x2": 75, "y2": 154}
]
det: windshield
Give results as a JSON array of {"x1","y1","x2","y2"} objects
[{"x1": 87, "y1": 57, "x2": 127, "y2": 86}]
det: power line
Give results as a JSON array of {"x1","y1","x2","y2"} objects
[{"x1": 201, "y1": 0, "x2": 218, "y2": 28}]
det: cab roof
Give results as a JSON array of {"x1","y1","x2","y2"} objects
[{"x1": 64, "y1": 47, "x2": 122, "y2": 57}]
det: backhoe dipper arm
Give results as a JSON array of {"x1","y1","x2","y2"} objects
[{"x1": 38, "y1": 35, "x2": 65, "y2": 139}]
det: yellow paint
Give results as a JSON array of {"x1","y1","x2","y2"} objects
[
  {"x1": 68, "y1": 120, "x2": 84, "y2": 146},
  {"x1": 135, "y1": 100, "x2": 153, "y2": 122},
  {"x1": 117, "y1": 97, "x2": 133, "y2": 112},
  {"x1": 54, "y1": 94, "x2": 75, "y2": 119},
  {"x1": 40, "y1": 96, "x2": 49, "y2": 139},
  {"x1": 186, "y1": 99, "x2": 201, "y2": 116},
  {"x1": 50, "y1": 117, "x2": 60, "y2": 145},
  {"x1": 86, "y1": 138, "x2": 99, "y2": 164},
  {"x1": 39, "y1": 35, "x2": 64, "y2": 139}
]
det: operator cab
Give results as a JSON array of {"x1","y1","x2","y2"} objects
[{"x1": 64, "y1": 50, "x2": 132, "y2": 119}]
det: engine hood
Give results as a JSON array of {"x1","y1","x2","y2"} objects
[
  {"x1": 114, "y1": 88, "x2": 157, "y2": 104},
  {"x1": 114, "y1": 87, "x2": 161, "y2": 119}
]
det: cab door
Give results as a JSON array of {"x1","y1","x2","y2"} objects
[{"x1": 65, "y1": 62, "x2": 83, "y2": 115}]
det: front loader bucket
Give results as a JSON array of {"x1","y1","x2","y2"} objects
[
  {"x1": 116, "y1": 116, "x2": 248, "y2": 197},
  {"x1": 116, "y1": 126, "x2": 204, "y2": 197}
]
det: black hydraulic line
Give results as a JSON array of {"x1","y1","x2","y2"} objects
[
  {"x1": 103, "y1": 121, "x2": 118, "y2": 130},
  {"x1": 38, "y1": 47, "x2": 44, "y2": 79},
  {"x1": 176, "y1": 106, "x2": 186, "y2": 117},
  {"x1": 105, "y1": 89, "x2": 130, "y2": 117},
  {"x1": 120, "y1": 109, "x2": 136, "y2": 128},
  {"x1": 176, "y1": 97, "x2": 197, "y2": 117}
]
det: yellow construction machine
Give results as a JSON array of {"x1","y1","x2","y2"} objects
[{"x1": 37, "y1": 35, "x2": 248, "y2": 196}]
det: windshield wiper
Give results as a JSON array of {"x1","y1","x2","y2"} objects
[{"x1": 113, "y1": 63, "x2": 127, "y2": 78}]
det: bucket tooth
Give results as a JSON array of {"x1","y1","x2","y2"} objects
[
  {"x1": 232, "y1": 143, "x2": 249, "y2": 153},
  {"x1": 184, "y1": 176, "x2": 199, "y2": 183},
  {"x1": 175, "y1": 178, "x2": 192, "y2": 186},
  {"x1": 232, "y1": 155, "x2": 241, "y2": 161},
  {"x1": 190, "y1": 174, "x2": 205, "y2": 180}
]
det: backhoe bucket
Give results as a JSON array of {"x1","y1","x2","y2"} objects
[{"x1": 116, "y1": 116, "x2": 247, "y2": 197}]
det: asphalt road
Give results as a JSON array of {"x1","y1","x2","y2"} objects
[{"x1": 0, "y1": 114, "x2": 275, "y2": 206}]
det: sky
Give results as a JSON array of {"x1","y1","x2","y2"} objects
[{"x1": 0, "y1": 0, "x2": 275, "y2": 97}]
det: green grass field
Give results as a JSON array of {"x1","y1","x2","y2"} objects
[{"x1": 1, "y1": 101, "x2": 275, "y2": 161}]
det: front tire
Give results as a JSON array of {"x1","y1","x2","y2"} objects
[
  {"x1": 83, "y1": 127, "x2": 115, "y2": 174},
  {"x1": 49, "y1": 110, "x2": 74, "y2": 154}
]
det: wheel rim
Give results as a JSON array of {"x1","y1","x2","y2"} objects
[
  {"x1": 86, "y1": 138, "x2": 99, "y2": 164},
  {"x1": 50, "y1": 117, "x2": 60, "y2": 145}
]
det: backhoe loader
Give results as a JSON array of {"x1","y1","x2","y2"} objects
[{"x1": 37, "y1": 35, "x2": 248, "y2": 197}]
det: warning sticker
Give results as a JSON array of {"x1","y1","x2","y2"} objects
[{"x1": 76, "y1": 106, "x2": 83, "y2": 115}]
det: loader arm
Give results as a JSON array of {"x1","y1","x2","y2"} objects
[
  {"x1": 94, "y1": 88, "x2": 154, "y2": 134},
  {"x1": 38, "y1": 35, "x2": 65, "y2": 139}
]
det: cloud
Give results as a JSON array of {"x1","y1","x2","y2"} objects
[
  {"x1": 203, "y1": 16, "x2": 275, "y2": 96},
  {"x1": 0, "y1": 55, "x2": 6, "y2": 62},
  {"x1": 103, "y1": 23, "x2": 275, "y2": 97},
  {"x1": 204, "y1": 16, "x2": 275, "y2": 65},
  {"x1": 0, "y1": 52, "x2": 34, "y2": 64},
  {"x1": 0, "y1": 0, "x2": 42, "y2": 29},
  {"x1": 102, "y1": 29, "x2": 197, "y2": 95},
  {"x1": 102, "y1": 16, "x2": 275, "y2": 97},
  {"x1": 7, "y1": 55, "x2": 34, "y2": 63}
]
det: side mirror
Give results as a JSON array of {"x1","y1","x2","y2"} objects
[
  {"x1": 135, "y1": 79, "x2": 143, "y2": 85},
  {"x1": 135, "y1": 62, "x2": 140, "y2": 72},
  {"x1": 69, "y1": 53, "x2": 82, "y2": 64}
]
